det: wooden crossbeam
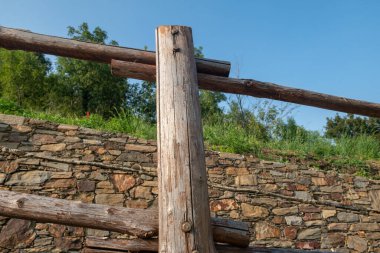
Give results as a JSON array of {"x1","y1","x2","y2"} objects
[
  {"x1": 111, "y1": 60, "x2": 380, "y2": 118},
  {"x1": 0, "y1": 26, "x2": 231, "y2": 77},
  {"x1": 84, "y1": 237, "x2": 330, "y2": 253},
  {"x1": 0, "y1": 190, "x2": 250, "y2": 247}
]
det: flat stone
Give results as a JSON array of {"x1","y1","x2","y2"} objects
[
  {"x1": 219, "y1": 152, "x2": 243, "y2": 160},
  {"x1": 117, "y1": 152, "x2": 150, "y2": 163},
  {"x1": 328, "y1": 223, "x2": 348, "y2": 231},
  {"x1": 41, "y1": 162, "x2": 69, "y2": 171},
  {"x1": 64, "y1": 136, "x2": 81, "y2": 143},
  {"x1": 0, "y1": 123, "x2": 11, "y2": 131},
  {"x1": 297, "y1": 228, "x2": 321, "y2": 240},
  {"x1": 305, "y1": 220, "x2": 325, "y2": 227},
  {"x1": 250, "y1": 198, "x2": 277, "y2": 207},
  {"x1": 95, "y1": 194, "x2": 124, "y2": 206},
  {"x1": 235, "y1": 175, "x2": 257, "y2": 186},
  {"x1": 210, "y1": 199, "x2": 238, "y2": 212},
  {"x1": 320, "y1": 185, "x2": 343, "y2": 193},
  {"x1": 89, "y1": 171, "x2": 107, "y2": 181},
  {"x1": 83, "y1": 139, "x2": 102, "y2": 145},
  {"x1": 44, "y1": 178, "x2": 76, "y2": 188},
  {"x1": 312, "y1": 177, "x2": 328, "y2": 186},
  {"x1": 77, "y1": 180, "x2": 96, "y2": 192},
  {"x1": 337, "y1": 212, "x2": 359, "y2": 222},
  {"x1": 12, "y1": 125, "x2": 32, "y2": 133},
  {"x1": 80, "y1": 127, "x2": 102, "y2": 135},
  {"x1": 41, "y1": 143, "x2": 66, "y2": 152},
  {"x1": 134, "y1": 186, "x2": 153, "y2": 200},
  {"x1": 283, "y1": 226, "x2": 297, "y2": 240},
  {"x1": 86, "y1": 228, "x2": 109, "y2": 237},
  {"x1": 295, "y1": 191, "x2": 313, "y2": 201},
  {"x1": 321, "y1": 233, "x2": 345, "y2": 248},
  {"x1": 0, "y1": 219, "x2": 34, "y2": 249},
  {"x1": 57, "y1": 124, "x2": 79, "y2": 131},
  {"x1": 50, "y1": 172, "x2": 73, "y2": 179},
  {"x1": 0, "y1": 173, "x2": 5, "y2": 184},
  {"x1": 347, "y1": 236, "x2": 367, "y2": 252},
  {"x1": 350, "y1": 223, "x2": 380, "y2": 231},
  {"x1": 32, "y1": 134, "x2": 57, "y2": 145},
  {"x1": 354, "y1": 178, "x2": 369, "y2": 188},
  {"x1": 126, "y1": 199, "x2": 148, "y2": 209},
  {"x1": 16, "y1": 158, "x2": 40, "y2": 165},
  {"x1": 322, "y1": 209, "x2": 336, "y2": 219},
  {"x1": 241, "y1": 203, "x2": 269, "y2": 218},
  {"x1": 6, "y1": 171, "x2": 51, "y2": 185},
  {"x1": 285, "y1": 216, "x2": 303, "y2": 226},
  {"x1": 0, "y1": 114, "x2": 25, "y2": 125},
  {"x1": 109, "y1": 137, "x2": 127, "y2": 143},
  {"x1": 125, "y1": 144, "x2": 156, "y2": 152},
  {"x1": 255, "y1": 222, "x2": 281, "y2": 240},
  {"x1": 0, "y1": 142, "x2": 19, "y2": 149},
  {"x1": 295, "y1": 241, "x2": 321, "y2": 250},
  {"x1": 369, "y1": 189, "x2": 380, "y2": 211},
  {"x1": 111, "y1": 174, "x2": 136, "y2": 192},
  {"x1": 272, "y1": 206, "x2": 298, "y2": 215}
]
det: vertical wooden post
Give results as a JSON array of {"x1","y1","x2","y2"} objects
[{"x1": 156, "y1": 26, "x2": 217, "y2": 253}]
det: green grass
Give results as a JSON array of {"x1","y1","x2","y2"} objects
[{"x1": 1, "y1": 98, "x2": 379, "y2": 177}]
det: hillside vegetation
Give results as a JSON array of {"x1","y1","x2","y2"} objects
[{"x1": 0, "y1": 23, "x2": 379, "y2": 178}]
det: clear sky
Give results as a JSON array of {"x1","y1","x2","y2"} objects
[{"x1": 1, "y1": 0, "x2": 379, "y2": 132}]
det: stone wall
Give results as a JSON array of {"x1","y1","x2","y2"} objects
[{"x1": 0, "y1": 113, "x2": 380, "y2": 253}]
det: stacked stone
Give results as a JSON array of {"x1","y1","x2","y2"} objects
[{"x1": 1, "y1": 113, "x2": 380, "y2": 252}]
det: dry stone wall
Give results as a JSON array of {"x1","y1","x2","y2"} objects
[{"x1": 0, "y1": 113, "x2": 380, "y2": 253}]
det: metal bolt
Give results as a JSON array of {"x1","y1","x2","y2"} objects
[
  {"x1": 192, "y1": 250, "x2": 199, "y2": 253},
  {"x1": 181, "y1": 221, "x2": 192, "y2": 232}
]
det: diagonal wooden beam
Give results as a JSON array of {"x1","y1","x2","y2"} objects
[
  {"x1": 0, "y1": 26, "x2": 231, "y2": 77},
  {"x1": 111, "y1": 60, "x2": 380, "y2": 118}
]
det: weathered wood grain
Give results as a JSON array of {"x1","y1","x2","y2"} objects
[
  {"x1": 0, "y1": 190, "x2": 249, "y2": 246},
  {"x1": 0, "y1": 190, "x2": 157, "y2": 238},
  {"x1": 85, "y1": 238, "x2": 329, "y2": 253},
  {"x1": 0, "y1": 26, "x2": 230, "y2": 77},
  {"x1": 111, "y1": 60, "x2": 380, "y2": 118},
  {"x1": 156, "y1": 25, "x2": 217, "y2": 252}
]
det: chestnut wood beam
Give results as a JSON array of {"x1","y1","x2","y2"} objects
[
  {"x1": 111, "y1": 60, "x2": 380, "y2": 118},
  {"x1": 0, "y1": 26, "x2": 231, "y2": 77},
  {"x1": 0, "y1": 190, "x2": 249, "y2": 247}
]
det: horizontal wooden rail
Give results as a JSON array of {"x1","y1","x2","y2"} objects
[
  {"x1": 84, "y1": 237, "x2": 329, "y2": 253},
  {"x1": 0, "y1": 26, "x2": 230, "y2": 77},
  {"x1": 111, "y1": 60, "x2": 380, "y2": 118},
  {"x1": 0, "y1": 190, "x2": 249, "y2": 247}
]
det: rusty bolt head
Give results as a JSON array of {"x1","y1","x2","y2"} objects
[{"x1": 181, "y1": 221, "x2": 192, "y2": 232}]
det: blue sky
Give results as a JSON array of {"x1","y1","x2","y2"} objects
[{"x1": 1, "y1": 0, "x2": 379, "y2": 132}]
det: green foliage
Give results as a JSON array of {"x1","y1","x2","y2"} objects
[
  {"x1": 0, "y1": 49, "x2": 51, "y2": 109},
  {"x1": 325, "y1": 114, "x2": 380, "y2": 140},
  {"x1": 54, "y1": 23, "x2": 128, "y2": 117},
  {"x1": 126, "y1": 81, "x2": 156, "y2": 123}
]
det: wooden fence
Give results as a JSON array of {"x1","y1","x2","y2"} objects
[{"x1": 0, "y1": 25, "x2": 379, "y2": 252}]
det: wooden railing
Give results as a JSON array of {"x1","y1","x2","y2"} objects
[{"x1": 0, "y1": 24, "x2": 377, "y2": 253}]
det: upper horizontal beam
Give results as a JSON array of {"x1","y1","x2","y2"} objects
[
  {"x1": 0, "y1": 26, "x2": 231, "y2": 77},
  {"x1": 111, "y1": 60, "x2": 380, "y2": 118}
]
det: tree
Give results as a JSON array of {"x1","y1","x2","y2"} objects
[
  {"x1": 325, "y1": 114, "x2": 380, "y2": 140},
  {"x1": 0, "y1": 49, "x2": 51, "y2": 109},
  {"x1": 55, "y1": 23, "x2": 128, "y2": 117}
]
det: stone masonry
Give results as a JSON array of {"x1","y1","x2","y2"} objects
[{"x1": 1, "y1": 113, "x2": 380, "y2": 252}]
